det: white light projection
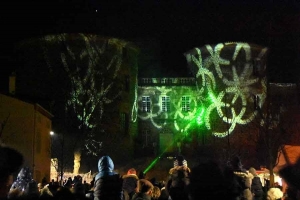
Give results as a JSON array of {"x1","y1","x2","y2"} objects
[
  {"x1": 137, "y1": 83, "x2": 199, "y2": 135},
  {"x1": 173, "y1": 94, "x2": 199, "y2": 135},
  {"x1": 42, "y1": 33, "x2": 129, "y2": 154},
  {"x1": 131, "y1": 80, "x2": 138, "y2": 123},
  {"x1": 136, "y1": 42, "x2": 268, "y2": 139},
  {"x1": 203, "y1": 43, "x2": 230, "y2": 79},
  {"x1": 138, "y1": 86, "x2": 173, "y2": 129},
  {"x1": 186, "y1": 42, "x2": 268, "y2": 137}
]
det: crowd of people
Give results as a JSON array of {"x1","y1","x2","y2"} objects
[{"x1": 1, "y1": 143, "x2": 300, "y2": 200}]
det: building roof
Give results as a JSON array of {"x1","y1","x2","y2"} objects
[{"x1": 0, "y1": 93, "x2": 53, "y2": 119}]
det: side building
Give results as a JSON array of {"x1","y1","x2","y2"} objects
[{"x1": 0, "y1": 93, "x2": 53, "y2": 183}]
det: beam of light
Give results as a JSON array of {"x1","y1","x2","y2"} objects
[
  {"x1": 143, "y1": 140, "x2": 176, "y2": 174},
  {"x1": 143, "y1": 156, "x2": 161, "y2": 174},
  {"x1": 196, "y1": 107, "x2": 205, "y2": 125},
  {"x1": 143, "y1": 129, "x2": 191, "y2": 174}
]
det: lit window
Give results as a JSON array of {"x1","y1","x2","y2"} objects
[
  {"x1": 182, "y1": 96, "x2": 190, "y2": 112},
  {"x1": 142, "y1": 96, "x2": 151, "y2": 112},
  {"x1": 162, "y1": 96, "x2": 170, "y2": 112}
]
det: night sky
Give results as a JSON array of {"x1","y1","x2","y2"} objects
[{"x1": 1, "y1": 0, "x2": 300, "y2": 85}]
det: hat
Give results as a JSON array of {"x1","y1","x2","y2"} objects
[
  {"x1": 138, "y1": 179, "x2": 154, "y2": 193},
  {"x1": 127, "y1": 168, "x2": 137, "y2": 175},
  {"x1": 174, "y1": 155, "x2": 187, "y2": 167}
]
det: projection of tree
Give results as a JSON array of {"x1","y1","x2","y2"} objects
[
  {"x1": 137, "y1": 42, "x2": 268, "y2": 138},
  {"x1": 42, "y1": 34, "x2": 127, "y2": 173}
]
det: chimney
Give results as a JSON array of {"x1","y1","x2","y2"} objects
[{"x1": 9, "y1": 72, "x2": 16, "y2": 95}]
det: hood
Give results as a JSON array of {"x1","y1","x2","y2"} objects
[{"x1": 95, "y1": 156, "x2": 116, "y2": 180}]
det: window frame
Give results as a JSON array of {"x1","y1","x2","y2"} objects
[
  {"x1": 181, "y1": 96, "x2": 190, "y2": 112},
  {"x1": 161, "y1": 96, "x2": 170, "y2": 112},
  {"x1": 142, "y1": 96, "x2": 151, "y2": 112}
]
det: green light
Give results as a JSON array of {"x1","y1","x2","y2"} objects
[
  {"x1": 143, "y1": 140, "x2": 176, "y2": 174},
  {"x1": 143, "y1": 156, "x2": 161, "y2": 174},
  {"x1": 138, "y1": 42, "x2": 268, "y2": 139},
  {"x1": 196, "y1": 107, "x2": 205, "y2": 125}
]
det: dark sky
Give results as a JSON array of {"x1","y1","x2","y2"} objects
[{"x1": 1, "y1": 0, "x2": 300, "y2": 82}]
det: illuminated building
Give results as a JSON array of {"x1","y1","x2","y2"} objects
[
  {"x1": 6, "y1": 36, "x2": 299, "y2": 165},
  {"x1": 134, "y1": 42, "x2": 294, "y2": 156}
]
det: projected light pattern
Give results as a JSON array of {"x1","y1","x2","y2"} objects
[
  {"x1": 42, "y1": 34, "x2": 127, "y2": 130},
  {"x1": 131, "y1": 80, "x2": 138, "y2": 123},
  {"x1": 188, "y1": 42, "x2": 268, "y2": 137},
  {"x1": 138, "y1": 85, "x2": 199, "y2": 133},
  {"x1": 41, "y1": 34, "x2": 133, "y2": 155},
  {"x1": 137, "y1": 42, "x2": 268, "y2": 138}
]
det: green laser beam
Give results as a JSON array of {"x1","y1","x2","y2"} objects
[{"x1": 143, "y1": 141, "x2": 175, "y2": 174}]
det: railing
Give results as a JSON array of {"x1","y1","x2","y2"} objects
[{"x1": 139, "y1": 77, "x2": 196, "y2": 85}]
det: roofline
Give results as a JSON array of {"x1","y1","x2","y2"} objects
[{"x1": 35, "y1": 103, "x2": 54, "y2": 119}]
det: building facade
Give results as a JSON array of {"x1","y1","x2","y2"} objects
[
  {"x1": 0, "y1": 93, "x2": 53, "y2": 182},
  {"x1": 135, "y1": 42, "x2": 273, "y2": 157}
]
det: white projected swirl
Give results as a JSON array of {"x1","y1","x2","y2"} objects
[
  {"x1": 186, "y1": 42, "x2": 268, "y2": 137},
  {"x1": 137, "y1": 42, "x2": 268, "y2": 138}
]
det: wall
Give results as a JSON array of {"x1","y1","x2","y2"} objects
[{"x1": 0, "y1": 94, "x2": 52, "y2": 183}]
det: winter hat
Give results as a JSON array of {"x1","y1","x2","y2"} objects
[
  {"x1": 127, "y1": 168, "x2": 137, "y2": 175},
  {"x1": 174, "y1": 155, "x2": 187, "y2": 167},
  {"x1": 249, "y1": 167, "x2": 257, "y2": 176}
]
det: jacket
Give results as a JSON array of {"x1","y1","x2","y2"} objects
[
  {"x1": 166, "y1": 166, "x2": 190, "y2": 200},
  {"x1": 122, "y1": 174, "x2": 138, "y2": 197},
  {"x1": 93, "y1": 156, "x2": 123, "y2": 200}
]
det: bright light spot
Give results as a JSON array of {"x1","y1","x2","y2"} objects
[{"x1": 50, "y1": 131, "x2": 54, "y2": 135}]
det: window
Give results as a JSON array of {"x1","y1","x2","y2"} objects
[
  {"x1": 142, "y1": 96, "x2": 151, "y2": 112},
  {"x1": 161, "y1": 78, "x2": 166, "y2": 84},
  {"x1": 162, "y1": 96, "x2": 170, "y2": 112},
  {"x1": 182, "y1": 96, "x2": 190, "y2": 112},
  {"x1": 253, "y1": 95, "x2": 260, "y2": 110}
]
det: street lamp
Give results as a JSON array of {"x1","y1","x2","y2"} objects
[
  {"x1": 50, "y1": 131, "x2": 57, "y2": 182},
  {"x1": 50, "y1": 131, "x2": 65, "y2": 185}
]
